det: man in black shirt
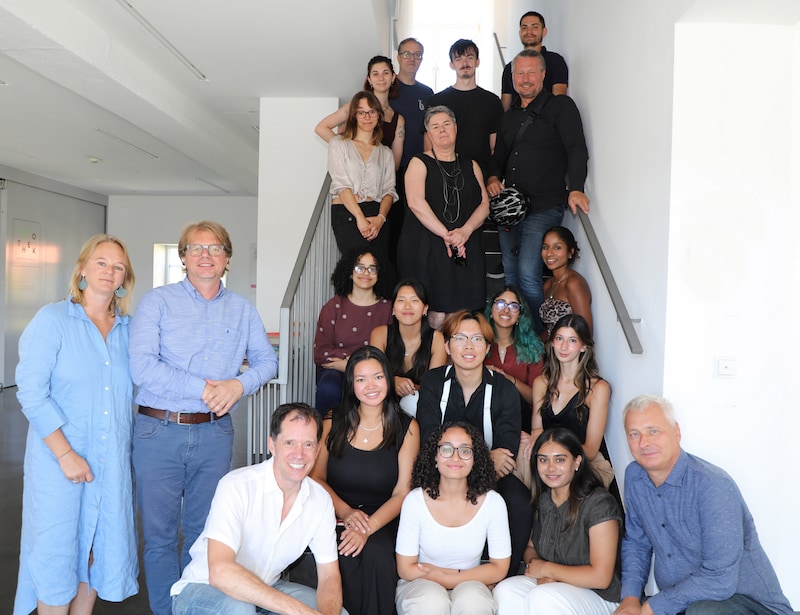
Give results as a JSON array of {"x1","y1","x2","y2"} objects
[
  {"x1": 500, "y1": 11, "x2": 569, "y2": 111},
  {"x1": 487, "y1": 50, "x2": 589, "y2": 333},
  {"x1": 427, "y1": 39, "x2": 503, "y2": 181}
]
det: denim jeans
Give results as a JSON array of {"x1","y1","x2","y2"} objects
[
  {"x1": 497, "y1": 207, "x2": 564, "y2": 333},
  {"x1": 133, "y1": 413, "x2": 234, "y2": 615},
  {"x1": 315, "y1": 369, "x2": 345, "y2": 416},
  {"x1": 683, "y1": 593, "x2": 779, "y2": 615},
  {"x1": 172, "y1": 581, "x2": 349, "y2": 615}
]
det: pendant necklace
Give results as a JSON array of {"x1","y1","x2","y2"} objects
[{"x1": 358, "y1": 421, "x2": 383, "y2": 444}]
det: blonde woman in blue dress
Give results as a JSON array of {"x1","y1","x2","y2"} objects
[{"x1": 14, "y1": 235, "x2": 137, "y2": 615}]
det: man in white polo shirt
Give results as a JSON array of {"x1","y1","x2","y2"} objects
[{"x1": 171, "y1": 403, "x2": 346, "y2": 615}]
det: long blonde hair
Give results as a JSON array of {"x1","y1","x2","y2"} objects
[{"x1": 69, "y1": 235, "x2": 136, "y2": 315}]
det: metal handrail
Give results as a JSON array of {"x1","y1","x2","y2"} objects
[
  {"x1": 247, "y1": 174, "x2": 338, "y2": 463},
  {"x1": 493, "y1": 32, "x2": 506, "y2": 67},
  {"x1": 576, "y1": 210, "x2": 643, "y2": 354}
]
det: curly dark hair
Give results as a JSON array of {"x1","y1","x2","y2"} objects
[
  {"x1": 330, "y1": 247, "x2": 394, "y2": 299},
  {"x1": 411, "y1": 422, "x2": 495, "y2": 505}
]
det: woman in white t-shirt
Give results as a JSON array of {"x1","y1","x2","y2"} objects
[{"x1": 395, "y1": 421, "x2": 511, "y2": 614}]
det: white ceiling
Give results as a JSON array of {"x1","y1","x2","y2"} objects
[{"x1": 0, "y1": 0, "x2": 389, "y2": 196}]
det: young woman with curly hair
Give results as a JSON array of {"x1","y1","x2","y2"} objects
[
  {"x1": 528, "y1": 314, "x2": 620, "y2": 504},
  {"x1": 311, "y1": 346, "x2": 419, "y2": 615},
  {"x1": 395, "y1": 422, "x2": 511, "y2": 614},
  {"x1": 369, "y1": 279, "x2": 446, "y2": 416},
  {"x1": 313, "y1": 249, "x2": 394, "y2": 416},
  {"x1": 416, "y1": 310, "x2": 532, "y2": 577},
  {"x1": 494, "y1": 429, "x2": 622, "y2": 614},
  {"x1": 485, "y1": 286, "x2": 545, "y2": 433}
]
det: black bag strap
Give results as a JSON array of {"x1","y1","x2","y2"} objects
[{"x1": 510, "y1": 91, "x2": 550, "y2": 149}]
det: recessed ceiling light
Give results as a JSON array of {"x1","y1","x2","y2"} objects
[
  {"x1": 94, "y1": 128, "x2": 159, "y2": 159},
  {"x1": 196, "y1": 177, "x2": 230, "y2": 193},
  {"x1": 115, "y1": 0, "x2": 208, "y2": 81}
]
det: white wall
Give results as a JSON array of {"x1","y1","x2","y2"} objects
[
  {"x1": 107, "y1": 196, "x2": 257, "y2": 314},
  {"x1": 257, "y1": 97, "x2": 338, "y2": 333},
  {"x1": 502, "y1": 0, "x2": 799, "y2": 602},
  {"x1": 666, "y1": 15, "x2": 800, "y2": 602}
]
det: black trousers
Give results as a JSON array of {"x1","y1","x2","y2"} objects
[{"x1": 331, "y1": 201, "x2": 390, "y2": 260}]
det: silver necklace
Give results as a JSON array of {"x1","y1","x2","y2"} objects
[
  {"x1": 358, "y1": 421, "x2": 383, "y2": 444},
  {"x1": 433, "y1": 151, "x2": 464, "y2": 223}
]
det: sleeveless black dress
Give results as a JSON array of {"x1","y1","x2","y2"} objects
[
  {"x1": 397, "y1": 153, "x2": 485, "y2": 312},
  {"x1": 541, "y1": 391, "x2": 623, "y2": 509},
  {"x1": 326, "y1": 412, "x2": 412, "y2": 615}
]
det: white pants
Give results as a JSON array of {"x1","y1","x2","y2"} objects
[
  {"x1": 396, "y1": 578, "x2": 497, "y2": 615},
  {"x1": 493, "y1": 576, "x2": 618, "y2": 615}
]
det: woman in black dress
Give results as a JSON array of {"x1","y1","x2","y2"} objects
[
  {"x1": 398, "y1": 105, "x2": 490, "y2": 329},
  {"x1": 311, "y1": 346, "x2": 420, "y2": 615}
]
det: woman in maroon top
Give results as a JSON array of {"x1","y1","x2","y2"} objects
[{"x1": 314, "y1": 249, "x2": 394, "y2": 415}]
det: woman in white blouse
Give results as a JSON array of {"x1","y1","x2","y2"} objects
[{"x1": 327, "y1": 91, "x2": 398, "y2": 259}]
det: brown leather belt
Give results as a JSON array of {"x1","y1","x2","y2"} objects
[{"x1": 138, "y1": 405, "x2": 214, "y2": 424}]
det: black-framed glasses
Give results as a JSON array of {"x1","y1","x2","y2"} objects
[
  {"x1": 353, "y1": 264, "x2": 378, "y2": 275},
  {"x1": 493, "y1": 299, "x2": 521, "y2": 313},
  {"x1": 449, "y1": 334, "x2": 487, "y2": 347},
  {"x1": 399, "y1": 51, "x2": 423, "y2": 60},
  {"x1": 438, "y1": 442, "x2": 474, "y2": 460},
  {"x1": 356, "y1": 109, "x2": 378, "y2": 118},
  {"x1": 184, "y1": 243, "x2": 226, "y2": 257}
]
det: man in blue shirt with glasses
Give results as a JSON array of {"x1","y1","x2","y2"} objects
[{"x1": 130, "y1": 220, "x2": 278, "y2": 615}]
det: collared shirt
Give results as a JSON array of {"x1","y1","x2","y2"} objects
[
  {"x1": 416, "y1": 365, "x2": 521, "y2": 453},
  {"x1": 490, "y1": 89, "x2": 588, "y2": 212},
  {"x1": 621, "y1": 450, "x2": 793, "y2": 615},
  {"x1": 130, "y1": 277, "x2": 278, "y2": 413},
  {"x1": 327, "y1": 136, "x2": 398, "y2": 203},
  {"x1": 14, "y1": 300, "x2": 138, "y2": 614},
  {"x1": 501, "y1": 46, "x2": 569, "y2": 107},
  {"x1": 171, "y1": 458, "x2": 338, "y2": 596}
]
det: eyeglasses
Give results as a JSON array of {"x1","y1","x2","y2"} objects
[
  {"x1": 184, "y1": 243, "x2": 226, "y2": 257},
  {"x1": 399, "y1": 51, "x2": 423, "y2": 60},
  {"x1": 449, "y1": 334, "x2": 487, "y2": 347},
  {"x1": 356, "y1": 109, "x2": 378, "y2": 118},
  {"x1": 493, "y1": 299, "x2": 521, "y2": 313},
  {"x1": 353, "y1": 264, "x2": 378, "y2": 275},
  {"x1": 438, "y1": 443, "x2": 474, "y2": 460}
]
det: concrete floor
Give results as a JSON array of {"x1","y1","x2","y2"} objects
[{"x1": 0, "y1": 386, "x2": 249, "y2": 614}]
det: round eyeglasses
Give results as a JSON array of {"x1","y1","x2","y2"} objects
[
  {"x1": 399, "y1": 51, "x2": 424, "y2": 60},
  {"x1": 449, "y1": 334, "x2": 487, "y2": 347},
  {"x1": 353, "y1": 264, "x2": 378, "y2": 275},
  {"x1": 184, "y1": 243, "x2": 226, "y2": 257},
  {"x1": 493, "y1": 299, "x2": 521, "y2": 313},
  {"x1": 438, "y1": 443, "x2": 474, "y2": 460}
]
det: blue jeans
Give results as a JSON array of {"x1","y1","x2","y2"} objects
[
  {"x1": 133, "y1": 412, "x2": 234, "y2": 615},
  {"x1": 315, "y1": 369, "x2": 345, "y2": 416},
  {"x1": 497, "y1": 207, "x2": 564, "y2": 333},
  {"x1": 172, "y1": 581, "x2": 349, "y2": 615},
  {"x1": 683, "y1": 593, "x2": 779, "y2": 615}
]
